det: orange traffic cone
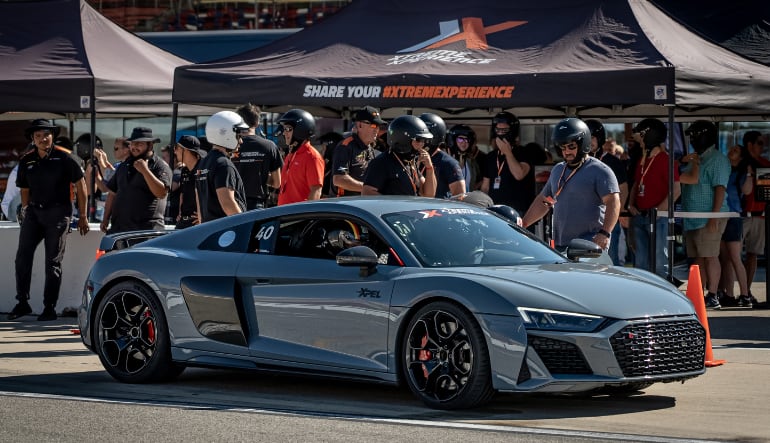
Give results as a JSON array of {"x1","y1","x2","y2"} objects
[{"x1": 685, "y1": 264, "x2": 726, "y2": 367}]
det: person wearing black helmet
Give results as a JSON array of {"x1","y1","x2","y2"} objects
[
  {"x1": 626, "y1": 118, "x2": 681, "y2": 278},
  {"x1": 329, "y1": 106, "x2": 384, "y2": 197},
  {"x1": 680, "y1": 120, "x2": 731, "y2": 309},
  {"x1": 418, "y1": 113, "x2": 465, "y2": 198},
  {"x1": 362, "y1": 115, "x2": 436, "y2": 196},
  {"x1": 585, "y1": 119, "x2": 628, "y2": 265},
  {"x1": 276, "y1": 108, "x2": 325, "y2": 205},
  {"x1": 521, "y1": 118, "x2": 620, "y2": 251},
  {"x1": 447, "y1": 124, "x2": 486, "y2": 192},
  {"x1": 9, "y1": 119, "x2": 89, "y2": 321},
  {"x1": 481, "y1": 112, "x2": 542, "y2": 215}
]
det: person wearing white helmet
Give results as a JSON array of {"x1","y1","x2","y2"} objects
[{"x1": 196, "y1": 110, "x2": 248, "y2": 222}]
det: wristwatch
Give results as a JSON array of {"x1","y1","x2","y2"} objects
[{"x1": 597, "y1": 229, "x2": 611, "y2": 238}]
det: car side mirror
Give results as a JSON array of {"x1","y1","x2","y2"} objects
[
  {"x1": 565, "y1": 238, "x2": 603, "y2": 261},
  {"x1": 336, "y1": 245, "x2": 378, "y2": 277}
]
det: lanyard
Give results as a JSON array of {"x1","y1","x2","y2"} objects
[
  {"x1": 553, "y1": 159, "x2": 584, "y2": 199},
  {"x1": 638, "y1": 152, "x2": 658, "y2": 187},
  {"x1": 495, "y1": 153, "x2": 505, "y2": 177},
  {"x1": 393, "y1": 153, "x2": 419, "y2": 195}
]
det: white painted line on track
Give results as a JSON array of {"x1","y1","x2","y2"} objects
[{"x1": 0, "y1": 390, "x2": 720, "y2": 443}]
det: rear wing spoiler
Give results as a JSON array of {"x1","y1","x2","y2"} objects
[{"x1": 96, "y1": 230, "x2": 171, "y2": 259}]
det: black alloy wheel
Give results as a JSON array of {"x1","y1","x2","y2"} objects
[
  {"x1": 94, "y1": 281, "x2": 183, "y2": 383},
  {"x1": 402, "y1": 301, "x2": 494, "y2": 409}
]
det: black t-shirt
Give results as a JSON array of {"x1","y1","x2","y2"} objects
[
  {"x1": 597, "y1": 152, "x2": 628, "y2": 185},
  {"x1": 16, "y1": 147, "x2": 83, "y2": 214},
  {"x1": 106, "y1": 154, "x2": 172, "y2": 233},
  {"x1": 178, "y1": 166, "x2": 198, "y2": 217},
  {"x1": 428, "y1": 150, "x2": 464, "y2": 199},
  {"x1": 329, "y1": 134, "x2": 379, "y2": 197},
  {"x1": 363, "y1": 152, "x2": 421, "y2": 196},
  {"x1": 483, "y1": 145, "x2": 539, "y2": 213},
  {"x1": 231, "y1": 134, "x2": 282, "y2": 204},
  {"x1": 196, "y1": 149, "x2": 246, "y2": 222}
]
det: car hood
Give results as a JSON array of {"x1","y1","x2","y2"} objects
[{"x1": 451, "y1": 262, "x2": 695, "y2": 318}]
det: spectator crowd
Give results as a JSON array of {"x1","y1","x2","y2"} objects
[{"x1": 3, "y1": 107, "x2": 769, "y2": 320}]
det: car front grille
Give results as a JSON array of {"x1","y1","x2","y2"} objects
[
  {"x1": 610, "y1": 319, "x2": 706, "y2": 377},
  {"x1": 529, "y1": 335, "x2": 592, "y2": 374}
]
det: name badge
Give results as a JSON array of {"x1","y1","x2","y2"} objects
[{"x1": 493, "y1": 176, "x2": 501, "y2": 190}]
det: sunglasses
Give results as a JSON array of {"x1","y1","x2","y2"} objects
[
  {"x1": 359, "y1": 121, "x2": 378, "y2": 129},
  {"x1": 559, "y1": 142, "x2": 579, "y2": 152},
  {"x1": 282, "y1": 125, "x2": 294, "y2": 133},
  {"x1": 455, "y1": 136, "x2": 469, "y2": 143},
  {"x1": 494, "y1": 127, "x2": 510, "y2": 133}
]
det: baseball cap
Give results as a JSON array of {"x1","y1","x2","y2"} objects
[{"x1": 352, "y1": 106, "x2": 385, "y2": 125}]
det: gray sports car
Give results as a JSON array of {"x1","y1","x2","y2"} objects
[{"x1": 79, "y1": 197, "x2": 706, "y2": 410}]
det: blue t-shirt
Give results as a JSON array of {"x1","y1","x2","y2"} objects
[{"x1": 542, "y1": 156, "x2": 619, "y2": 247}]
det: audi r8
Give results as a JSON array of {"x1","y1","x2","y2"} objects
[{"x1": 79, "y1": 197, "x2": 706, "y2": 409}]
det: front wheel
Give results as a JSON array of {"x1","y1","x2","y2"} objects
[
  {"x1": 402, "y1": 301, "x2": 494, "y2": 409},
  {"x1": 93, "y1": 281, "x2": 184, "y2": 383}
]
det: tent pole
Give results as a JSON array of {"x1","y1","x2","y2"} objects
[
  {"x1": 666, "y1": 105, "x2": 675, "y2": 284},
  {"x1": 89, "y1": 103, "x2": 97, "y2": 223},
  {"x1": 171, "y1": 102, "x2": 179, "y2": 167}
]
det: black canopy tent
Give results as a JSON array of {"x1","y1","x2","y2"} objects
[
  {"x1": 0, "y1": 0, "x2": 217, "y2": 220},
  {"x1": 172, "y1": 0, "x2": 770, "y2": 121},
  {"x1": 172, "y1": 0, "x2": 770, "y2": 283},
  {"x1": 651, "y1": 0, "x2": 770, "y2": 67}
]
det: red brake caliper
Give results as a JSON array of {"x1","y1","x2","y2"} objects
[
  {"x1": 418, "y1": 334, "x2": 430, "y2": 378},
  {"x1": 144, "y1": 311, "x2": 155, "y2": 344}
]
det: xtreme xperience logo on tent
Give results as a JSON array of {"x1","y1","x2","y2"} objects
[{"x1": 302, "y1": 17, "x2": 526, "y2": 101}]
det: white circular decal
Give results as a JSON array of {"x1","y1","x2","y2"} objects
[{"x1": 217, "y1": 231, "x2": 236, "y2": 248}]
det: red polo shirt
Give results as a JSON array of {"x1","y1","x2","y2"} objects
[{"x1": 277, "y1": 141, "x2": 324, "y2": 205}]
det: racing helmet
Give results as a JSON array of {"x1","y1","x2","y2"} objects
[
  {"x1": 74, "y1": 133, "x2": 103, "y2": 161},
  {"x1": 417, "y1": 113, "x2": 447, "y2": 150},
  {"x1": 552, "y1": 118, "x2": 591, "y2": 154},
  {"x1": 278, "y1": 109, "x2": 316, "y2": 144},
  {"x1": 632, "y1": 118, "x2": 667, "y2": 149},
  {"x1": 447, "y1": 124, "x2": 476, "y2": 152},
  {"x1": 685, "y1": 120, "x2": 717, "y2": 152},
  {"x1": 205, "y1": 111, "x2": 248, "y2": 151},
  {"x1": 387, "y1": 115, "x2": 433, "y2": 156},
  {"x1": 584, "y1": 119, "x2": 605, "y2": 151},
  {"x1": 326, "y1": 221, "x2": 364, "y2": 255},
  {"x1": 491, "y1": 111, "x2": 520, "y2": 142}
]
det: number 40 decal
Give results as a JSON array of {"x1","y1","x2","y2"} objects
[{"x1": 255, "y1": 225, "x2": 275, "y2": 240}]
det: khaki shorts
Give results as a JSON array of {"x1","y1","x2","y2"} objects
[
  {"x1": 743, "y1": 216, "x2": 765, "y2": 255},
  {"x1": 685, "y1": 219, "x2": 728, "y2": 258}
]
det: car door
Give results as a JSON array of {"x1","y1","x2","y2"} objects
[{"x1": 235, "y1": 215, "x2": 403, "y2": 373}]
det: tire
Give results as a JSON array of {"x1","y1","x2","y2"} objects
[
  {"x1": 402, "y1": 301, "x2": 494, "y2": 409},
  {"x1": 93, "y1": 281, "x2": 184, "y2": 383}
]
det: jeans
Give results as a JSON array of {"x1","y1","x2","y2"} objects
[{"x1": 633, "y1": 214, "x2": 669, "y2": 278}]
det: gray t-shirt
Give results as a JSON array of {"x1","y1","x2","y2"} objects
[{"x1": 542, "y1": 156, "x2": 619, "y2": 248}]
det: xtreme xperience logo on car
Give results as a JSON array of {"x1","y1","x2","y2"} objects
[{"x1": 301, "y1": 17, "x2": 526, "y2": 101}]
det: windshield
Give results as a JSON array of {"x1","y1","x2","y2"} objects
[{"x1": 383, "y1": 207, "x2": 564, "y2": 267}]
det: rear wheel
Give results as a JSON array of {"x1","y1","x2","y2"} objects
[
  {"x1": 93, "y1": 281, "x2": 183, "y2": 383},
  {"x1": 402, "y1": 301, "x2": 494, "y2": 409}
]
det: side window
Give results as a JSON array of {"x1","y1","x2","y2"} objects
[
  {"x1": 199, "y1": 222, "x2": 252, "y2": 252},
  {"x1": 266, "y1": 216, "x2": 398, "y2": 264},
  {"x1": 248, "y1": 219, "x2": 280, "y2": 254}
]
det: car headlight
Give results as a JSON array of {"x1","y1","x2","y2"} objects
[{"x1": 517, "y1": 307, "x2": 606, "y2": 332}]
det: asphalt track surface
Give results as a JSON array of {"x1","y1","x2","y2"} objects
[{"x1": 0, "y1": 291, "x2": 768, "y2": 443}]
